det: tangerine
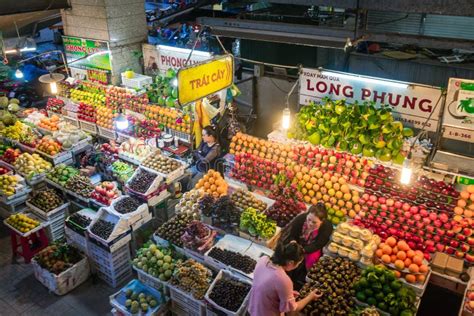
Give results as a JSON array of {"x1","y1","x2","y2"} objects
[
  {"x1": 412, "y1": 256, "x2": 423, "y2": 266},
  {"x1": 386, "y1": 237, "x2": 397, "y2": 247},
  {"x1": 397, "y1": 251, "x2": 407, "y2": 261},
  {"x1": 405, "y1": 274, "x2": 416, "y2": 283},
  {"x1": 408, "y1": 264, "x2": 419, "y2": 273},
  {"x1": 394, "y1": 260, "x2": 405, "y2": 270},
  {"x1": 383, "y1": 245, "x2": 393, "y2": 255},
  {"x1": 381, "y1": 254, "x2": 391, "y2": 264}
]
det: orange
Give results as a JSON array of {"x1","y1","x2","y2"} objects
[
  {"x1": 394, "y1": 260, "x2": 405, "y2": 270},
  {"x1": 419, "y1": 264, "x2": 428, "y2": 274},
  {"x1": 397, "y1": 241, "x2": 409, "y2": 251},
  {"x1": 404, "y1": 258, "x2": 412, "y2": 267},
  {"x1": 415, "y1": 250, "x2": 424, "y2": 258},
  {"x1": 393, "y1": 270, "x2": 401, "y2": 278},
  {"x1": 397, "y1": 251, "x2": 407, "y2": 261},
  {"x1": 408, "y1": 264, "x2": 419, "y2": 274},
  {"x1": 386, "y1": 237, "x2": 397, "y2": 248},
  {"x1": 381, "y1": 254, "x2": 391, "y2": 264},
  {"x1": 412, "y1": 256, "x2": 423, "y2": 266},
  {"x1": 406, "y1": 250, "x2": 415, "y2": 259},
  {"x1": 383, "y1": 245, "x2": 392, "y2": 255},
  {"x1": 417, "y1": 274, "x2": 426, "y2": 283},
  {"x1": 405, "y1": 274, "x2": 416, "y2": 283},
  {"x1": 375, "y1": 249, "x2": 383, "y2": 258}
]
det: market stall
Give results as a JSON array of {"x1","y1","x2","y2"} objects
[{"x1": 1, "y1": 50, "x2": 474, "y2": 316}]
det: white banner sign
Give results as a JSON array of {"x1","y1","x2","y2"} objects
[
  {"x1": 299, "y1": 68, "x2": 443, "y2": 132},
  {"x1": 442, "y1": 78, "x2": 474, "y2": 143},
  {"x1": 157, "y1": 45, "x2": 211, "y2": 73}
]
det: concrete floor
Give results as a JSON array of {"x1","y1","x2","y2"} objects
[{"x1": 0, "y1": 223, "x2": 116, "y2": 316}]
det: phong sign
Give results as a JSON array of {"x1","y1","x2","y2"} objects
[
  {"x1": 299, "y1": 68, "x2": 443, "y2": 132},
  {"x1": 157, "y1": 45, "x2": 212, "y2": 73},
  {"x1": 177, "y1": 54, "x2": 233, "y2": 105}
]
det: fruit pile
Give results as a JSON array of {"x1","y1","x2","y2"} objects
[
  {"x1": 35, "y1": 243, "x2": 82, "y2": 274},
  {"x1": 181, "y1": 221, "x2": 215, "y2": 252},
  {"x1": 240, "y1": 207, "x2": 276, "y2": 239},
  {"x1": 144, "y1": 106, "x2": 192, "y2": 133},
  {"x1": 0, "y1": 174, "x2": 18, "y2": 196},
  {"x1": 119, "y1": 138, "x2": 155, "y2": 163},
  {"x1": 230, "y1": 153, "x2": 283, "y2": 190},
  {"x1": 0, "y1": 143, "x2": 13, "y2": 157},
  {"x1": 106, "y1": 86, "x2": 137, "y2": 109},
  {"x1": 328, "y1": 222, "x2": 380, "y2": 265},
  {"x1": 77, "y1": 102, "x2": 96, "y2": 123},
  {"x1": 46, "y1": 98, "x2": 64, "y2": 114},
  {"x1": 354, "y1": 265, "x2": 417, "y2": 315},
  {"x1": 127, "y1": 168, "x2": 158, "y2": 194},
  {"x1": 265, "y1": 183, "x2": 306, "y2": 227},
  {"x1": 207, "y1": 247, "x2": 256, "y2": 274},
  {"x1": 127, "y1": 117, "x2": 162, "y2": 139},
  {"x1": 375, "y1": 236, "x2": 429, "y2": 285},
  {"x1": 1, "y1": 148, "x2": 20, "y2": 164},
  {"x1": 208, "y1": 276, "x2": 251, "y2": 313},
  {"x1": 141, "y1": 154, "x2": 182, "y2": 175},
  {"x1": 6, "y1": 213, "x2": 40, "y2": 233},
  {"x1": 300, "y1": 257, "x2": 359, "y2": 315},
  {"x1": 229, "y1": 132, "x2": 293, "y2": 163},
  {"x1": 29, "y1": 189, "x2": 64, "y2": 213},
  {"x1": 231, "y1": 189, "x2": 268, "y2": 212},
  {"x1": 176, "y1": 190, "x2": 201, "y2": 217},
  {"x1": 113, "y1": 196, "x2": 142, "y2": 214},
  {"x1": 203, "y1": 195, "x2": 240, "y2": 233},
  {"x1": 90, "y1": 218, "x2": 115, "y2": 240},
  {"x1": 291, "y1": 145, "x2": 371, "y2": 185},
  {"x1": 463, "y1": 283, "x2": 474, "y2": 313},
  {"x1": 353, "y1": 189, "x2": 473, "y2": 261},
  {"x1": 65, "y1": 175, "x2": 94, "y2": 198},
  {"x1": 96, "y1": 106, "x2": 116, "y2": 129},
  {"x1": 123, "y1": 289, "x2": 159, "y2": 314},
  {"x1": 195, "y1": 170, "x2": 228, "y2": 198},
  {"x1": 37, "y1": 137, "x2": 62, "y2": 156},
  {"x1": 91, "y1": 182, "x2": 120, "y2": 206},
  {"x1": 169, "y1": 259, "x2": 213, "y2": 300},
  {"x1": 155, "y1": 213, "x2": 193, "y2": 247},
  {"x1": 68, "y1": 212, "x2": 92, "y2": 229},
  {"x1": 37, "y1": 115, "x2": 60, "y2": 131},
  {"x1": 111, "y1": 160, "x2": 135, "y2": 183},
  {"x1": 70, "y1": 89, "x2": 105, "y2": 107},
  {"x1": 289, "y1": 99, "x2": 412, "y2": 162},
  {"x1": 46, "y1": 164, "x2": 79, "y2": 186},
  {"x1": 455, "y1": 185, "x2": 474, "y2": 221},
  {"x1": 132, "y1": 243, "x2": 179, "y2": 281},
  {"x1": 14, "y1": 153, "x2": 52, "y2": 177}
]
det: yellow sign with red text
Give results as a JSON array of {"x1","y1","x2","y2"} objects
[{"x1": 177, "y1": 54, "x2": 234, "y2": 105}]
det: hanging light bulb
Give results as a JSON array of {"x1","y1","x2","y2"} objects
[
  {"x1": 281, "y1": 108, "x2": 291, "y2": 130},
  {"x1": 50, "y1": 82, "x2": 58, "y2": 94},
  {"x1": 400, "y1": 157, "x2": 412, "y2": 185},
  {"x1": 115, "y1": 113, "x2": 129, "y2": 130},
  {"x1": 15, "y1": 69, "x2": 24, "y2": 79}
]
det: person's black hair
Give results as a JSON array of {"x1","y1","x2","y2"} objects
[
  {"x1": 270, "y1": 241, "x2": 304, "y2": 266},
  {"x1": 308, "y1": 202, "x2": 328, "y2": 220},
  {"x1": 203, "y1": 125, "x2": 219, "y2": 143}
]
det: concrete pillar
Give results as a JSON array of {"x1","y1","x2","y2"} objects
[{"x1": 61, "y1": 0, "x2": 147, "y2": 84}]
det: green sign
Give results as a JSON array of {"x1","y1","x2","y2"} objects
[{"x1": 62, "y1": 36, "x2": 111, "y2": 71}]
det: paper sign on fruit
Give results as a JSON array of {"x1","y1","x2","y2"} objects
[{"x1": 177, "y1": 54, "x2": 234, "y2": 105}]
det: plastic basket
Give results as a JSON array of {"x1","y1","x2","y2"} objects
[
  {"x1": 32, "y1": 255, "x2": 90, "y2": 295},
  {"x1": 3, "y1": 212, "x2": 46, "y2": 238},
  {"x1": 169, "y1": 284, "x2": 206, "y2": 316},
  {"x1": 134, "y1": 266, "x2": 168, "y2": 293},
  {"x1": 121, "y1": 73, "x2": 153, "y2": 90},
  {"x1": 79, "y1": 120, "x2": 98, "y2": 134},
  {"x1": 63, "y1": 116, "x2": 80, "y2": 128},
  {"x1": 109, "y1": 279, "x2": 167, "y2": 316},
  {"x1": 26, "y1": 201, "x2": 69, "y2": 221},
  {"x1": 98, "y1": 126, "x2": 117, "y2": 140},
  {"x1": 204, "y1": 270, "x2": 251, "y2": 316}
]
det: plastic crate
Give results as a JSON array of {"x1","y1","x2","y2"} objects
[
  {"x1": 36, "y1": 149, "x2": 73, "y2": 166},
  {"x1": 87, "y1": 208, "x2": 131, "y2": 246},
  {"x1": 204, "y1": 270, "x2": 251, "y2": 316},
  {"x1": 98, "y1": 126, "x2": 117, "y2": 140},
  {"x1": 79, "y1": 120, "x2": 98, "y2": 134},
  {"x1": 63, "y1": 116, "x2": 80, "y2": 128},
  {"x1": 65, "y1": 226, "x2": 87, "y2": 253},
  {"x1": 3, "y1": 212, "x2": 47, "y2": 238},
  {"x1": 169, "y1": 284, "x2": 206, "y2": 316},
  {"x1": 121, "y1": 73, "x2": 153, "y2": 90},
  {"x1": 125, "y1": 168, "x2": 164, "y2": 199},
  {"x1": 26, "y1": 201, "x2": 69, "y2": 221}
]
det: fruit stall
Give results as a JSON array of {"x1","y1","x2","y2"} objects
[{"x1": 1, "y1": 59, "x2": 474, "y2": 316}]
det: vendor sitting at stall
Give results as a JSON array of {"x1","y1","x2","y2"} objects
[
  {"x1": 280, "y1": 202, "x2": 333, "y2": 290},
  {"x1": 248, "y1": 241, "x2": 322, "y2": 316},
  {"x1": 186, "y1": 125, "x2": 221, "y2": 190}
]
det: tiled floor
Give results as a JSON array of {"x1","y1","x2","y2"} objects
[{"x1": 0, "y1": 223, "x2": 115, "y2": 316}]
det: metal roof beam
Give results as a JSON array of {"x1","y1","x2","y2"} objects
[{"x1": 0, "y1": 0, "x2": 70, "y2": 16}]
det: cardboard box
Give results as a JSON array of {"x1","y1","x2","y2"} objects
[
  {"x1": 432, "y1": 252, "x2": 449, "y2": 274},
  {"x1": 446, "y1": 256, "x2": 464, "y2": 278}
]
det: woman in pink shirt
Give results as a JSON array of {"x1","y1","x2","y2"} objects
[{"x1": 248, "y1": 241, "x2": 321, "y2": 316}]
